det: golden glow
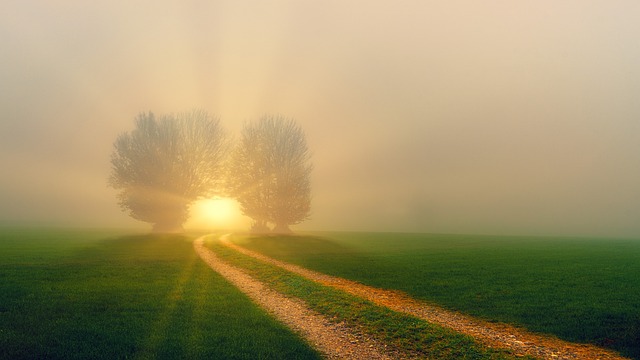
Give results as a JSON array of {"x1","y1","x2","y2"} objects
[
  {"x1": 185, "y1": 197, "x2": 250, "y2": 230},
  {"x1": 3, "y1": 2, "x2": 640, "y2": 236}
]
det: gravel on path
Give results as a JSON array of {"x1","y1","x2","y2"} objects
[
  {"x1": 221, "y1": 234, "x2": 629, "y2": 360},
  {"x1": 194, "y1": 235, "x2": 400, "y2": 360}
]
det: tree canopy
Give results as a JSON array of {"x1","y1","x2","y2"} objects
[
  {"x1": 228, "y1": 115, "x2": 312, "y2": 233},
  {"x1": 109, "y1": 110, "x2": 228, "y2": 232}
]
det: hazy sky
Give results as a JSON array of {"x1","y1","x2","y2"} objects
[{"x1": 2, "y1": 1, "x2": 640, "y2": 237}]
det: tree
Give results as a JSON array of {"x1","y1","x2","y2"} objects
[
  {"x1": 229, "y1": 115, "x2": 312, "y2": 233},
  {"x1": 109, "y1": 110, "x2": 228, "y2": 232}
]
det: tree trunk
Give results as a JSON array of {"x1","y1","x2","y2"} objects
[
  {"x1": 272, "y1": 223, "x2": 292, "y2": 234},
  {"x1": 152, "y1": 222, "x2": 185, "y2": 233},
  {"x1": 250, "y1": 220, "x2": 271, "y2": 234}
]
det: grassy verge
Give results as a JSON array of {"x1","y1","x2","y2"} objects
[
  {"x1": 205, "y1": 236, "x2": 533, "y2": 360},
  {"x1": 233, "y1": 232, "x2": 640, "y2": 359},
  {"x1": 0, "y1": 227, "x2": 322, "y2": 359}
]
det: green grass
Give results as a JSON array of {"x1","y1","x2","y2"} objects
[
  {"x1": 205, "y1": 236, "x2": 531, "y2": 360},
  {"x1": 233, "y1": 231, "x2": 640, "y2": 359},
  {"x1": 0, "y1": 227, "x2": 322, "y2": 360}
]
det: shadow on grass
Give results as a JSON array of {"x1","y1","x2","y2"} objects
[{"x1": 0, "y1": 229, "x2": 321, "y2": 360}]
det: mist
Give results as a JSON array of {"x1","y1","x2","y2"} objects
[{"x1": 2, "y1": 1, "x2": 640, "y2": 237}]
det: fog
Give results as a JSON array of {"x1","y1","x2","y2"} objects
[{"x1": 2, "y1": 1, "x2": 640, "y2": 237}]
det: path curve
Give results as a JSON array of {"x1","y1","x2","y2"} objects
[
  {"x1": 221, "y1": 235, "x2": 629, "y2": 360},
  {"x1": 194, "y1": 235, "x2": 396, "y2": 360}
]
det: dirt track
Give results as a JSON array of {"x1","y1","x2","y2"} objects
[
  {"x1": 194, "y1": 235, "x2": 397, "y2": 359},
  {"x1": 218, "y1": 234, "x2": 629, "y2": 360}
]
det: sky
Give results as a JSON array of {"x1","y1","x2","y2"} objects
[{"x1": 1, "y1": 1, "x2": 640, "y2": 237}]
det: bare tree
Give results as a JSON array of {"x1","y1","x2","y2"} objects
[
  {"x1": 109, "y1": 110, "x2": 228, "y2": 232},
  {"x1": 229, "y1": 115, "x2": 312, "y2": 233}
]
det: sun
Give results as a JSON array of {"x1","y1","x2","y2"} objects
[
  {"x1": 185, "y1": 197, "x2": 249, "y2": 230},
  {"x1": 198, "y1": 197, "x2": 236, "y2": 223}
]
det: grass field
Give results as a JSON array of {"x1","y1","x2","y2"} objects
[
  {"x1": 232, "y1": 232, "x2": 640, "y2": 359},
  {"x1": 0, "y1": 227, "x2": 321, "y2": 359},
  {"x1": 205, "y1": 236, "x2": 531, "y2": 359}
]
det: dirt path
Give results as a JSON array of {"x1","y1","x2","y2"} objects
[
  {"x1": 194, "y1": 235, "x2": 397, "y2": 360},
  {"x1": 220, "y1": 234, "x2": 629, "y2": 360}
]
